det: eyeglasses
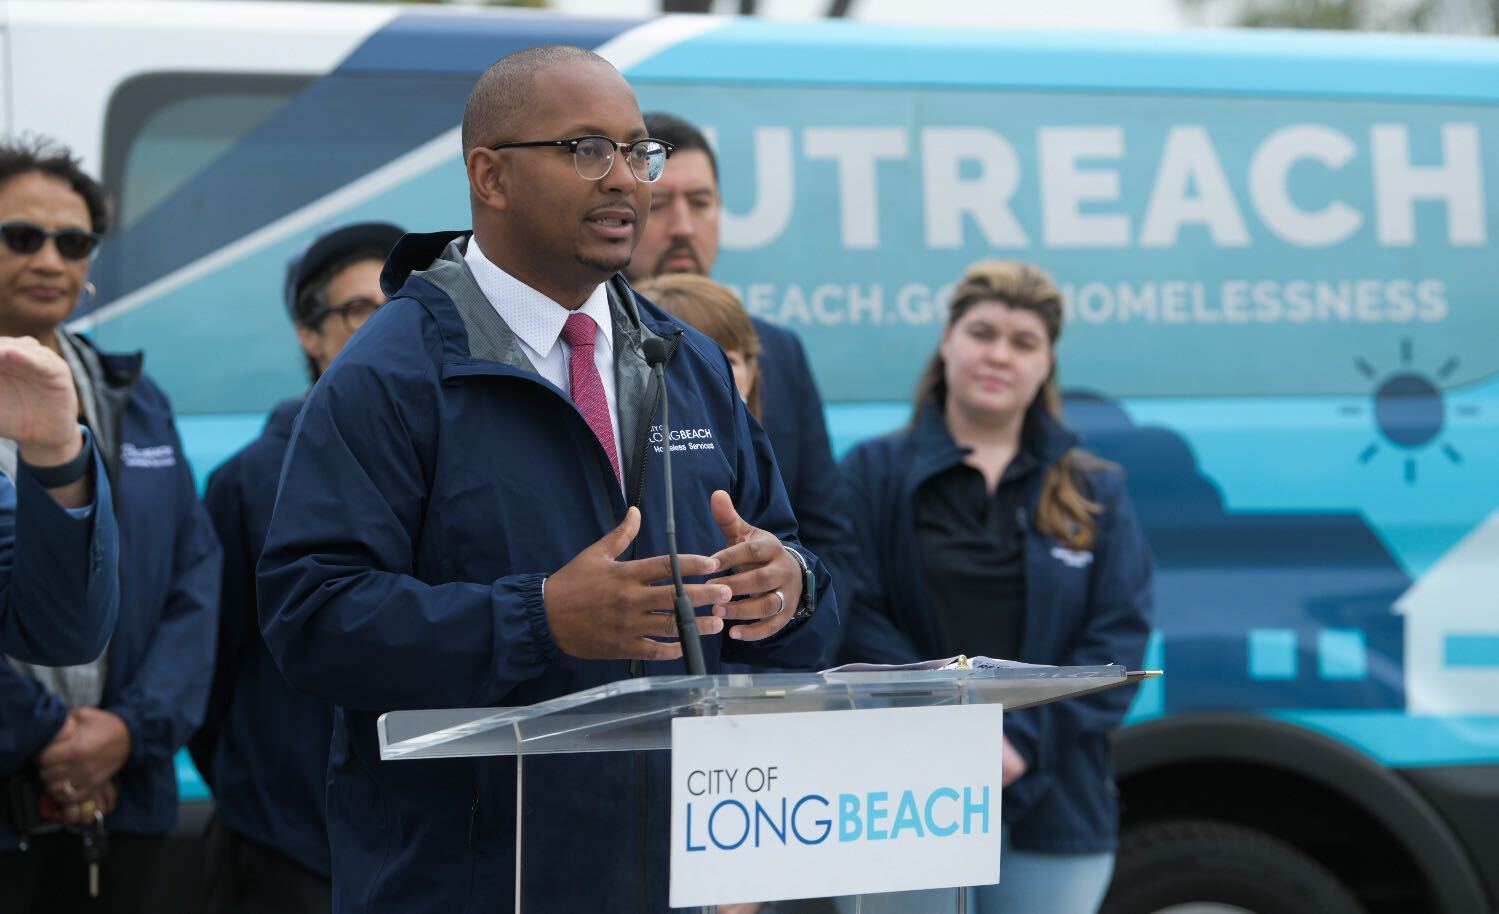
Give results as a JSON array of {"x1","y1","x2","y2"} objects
[
  {"x1": 487, "y1": 135, "x2": 674, "y2": 183},
  {"x1": 0, "y1": 221, "x2": 102, "y2": 261},
  {"x1": 309, "y1": 296, "x2": 383, "y2": 330}
]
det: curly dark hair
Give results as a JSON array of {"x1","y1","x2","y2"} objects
[{"x1": 0, "y1": 136, "x2": 111, "y2": 235}]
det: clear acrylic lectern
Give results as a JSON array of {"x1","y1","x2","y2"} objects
[{"x1": 378, "y1": 665, "x2": 1149, "y2": 913}]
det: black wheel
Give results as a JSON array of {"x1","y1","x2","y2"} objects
[{"x1": 1100, "y1": 818, "x2": 1366, "y2": 914}]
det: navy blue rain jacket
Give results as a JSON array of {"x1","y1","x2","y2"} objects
[
  {"x1": 257, "y1": 232, "x2": 839, "y2": 913},
  {"x1": 0, "y1": 343, "x2": 220, "y2": 843},
  {"x1": 0, "y1": 433, "x2": 119, "y2": 666},
  {"x1": 751, "y1": 317, "x2": 857, "y2": 644},
  {"x1": 189, "y1": 398, "x2": 331, "y2": 877},
  {"x1": 839, "y1": 404, "x2": 1153, "y2": 852}
]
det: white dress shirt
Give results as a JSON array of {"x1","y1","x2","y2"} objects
[{"x1": 463, "y1": 238, "x2": 623, "y2": 479}]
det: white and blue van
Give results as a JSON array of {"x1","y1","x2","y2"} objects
[{"x1": 3, "y1": 2, "x2": 1496, "y2": 911}]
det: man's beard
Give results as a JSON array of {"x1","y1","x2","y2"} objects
[{"x1": 576, "y1": 248, "x2": 632, "y2": 275}]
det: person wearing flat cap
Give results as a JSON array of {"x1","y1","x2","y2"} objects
[{"x1": 188, "y1": 221, "x2": 404, "y2": 914}]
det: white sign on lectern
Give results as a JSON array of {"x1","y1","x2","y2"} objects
[{"x1": 669, "y1": 704, "x2": 1006, "y2": 907}]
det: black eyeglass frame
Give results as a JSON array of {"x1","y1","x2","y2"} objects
[
  {"x1": 0, "y1": 220, "x2": 104, "y2": 261},
  {"x1": 486, "y1": 135, "x2": 675, "y2": 182},
  {"x1": 305, "y1": 296, "x2": 385, "y2": 331}
]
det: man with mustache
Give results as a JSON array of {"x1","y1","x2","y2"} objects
[{"x1": 626, "y1": 113, "x2": 856, "y2": 664}]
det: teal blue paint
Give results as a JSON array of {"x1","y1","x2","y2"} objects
[
  {"x1": 178, "y1": 413, "x2": 271, "y2": 492},
  {"x1": 1318, "y1": 628, "x2": 1368, "y2": 680},
  {"x1": 1120, "y1": 373, "x2": 1499, "y2": 580},
  {"x1": 631, "y1": 21, "x2": 1499, "y2": 102},
  {"x1": 1249, "y1": 629, "x2": 1298, "y2": 680},
  {"x1": 1271, "y1": 711, "x2": 1499, "y2": 766},
  {"x1": 1123, "y1": 630, "x2": 1166, "y2": 724},
  {"x1": 825, "y1": 402, "x2": 907, "y2": 459},
  {"x1": 175, "y1": 749, "x2": 210, "y2": 802},
  {"x1": 1445, "y1": 635, "x2": 1499, "y2": 668}
]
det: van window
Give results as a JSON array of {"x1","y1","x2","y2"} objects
[{"x1": 104, "y1": 74, "x2": 310, "y2": 230}]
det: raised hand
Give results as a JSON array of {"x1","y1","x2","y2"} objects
[
  {"x1": 707, "y1": 490, "x2": 801, "y2": 642},
  {"x1": 0, "y1": 335, "x2": 82, "y2": 467},
  {"x1": 545, "y1": 506, "x2": 730, "y2": 661}
]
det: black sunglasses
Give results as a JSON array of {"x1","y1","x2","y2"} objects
[{"x1": 0, "y1": 221, "x2": 102, "y2": 261}]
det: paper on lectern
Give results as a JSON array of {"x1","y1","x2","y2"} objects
[{"x1": 822, "y1": 655, "x2": 1054, "y2": 673}]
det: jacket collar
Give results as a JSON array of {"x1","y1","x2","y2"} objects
[
  {"x1": 902, "y1": 398, "x2": 1081, "y2": 498},
  {"x1": 56, "y1": 329, "x2": 144, "y2": 484},
  {"x1": 390, "y1": 231, "x2": 683, "y2": 501}
]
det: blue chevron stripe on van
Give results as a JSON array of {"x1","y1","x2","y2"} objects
[{"x1": 84, "y1": 13, "x2": 641, "y2": 312}]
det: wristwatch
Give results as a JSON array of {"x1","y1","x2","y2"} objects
[{"x1": 781, "y1": 545, "x2": 817, "y2": 622}]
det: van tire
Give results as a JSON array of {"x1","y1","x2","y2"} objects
[{"x1": 1100, "y1": 818, "x2": 1366, "y2": 914}]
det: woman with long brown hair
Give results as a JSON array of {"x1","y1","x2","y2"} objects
[{"x1": 838, "y1": 260, "x2": 1153, "y2": 913}]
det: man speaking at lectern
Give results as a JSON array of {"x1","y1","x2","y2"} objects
[{"x1": 257, "y1": 45, "x2": 838, "y2": 912}]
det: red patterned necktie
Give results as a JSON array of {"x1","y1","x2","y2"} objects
[{"x1": 560, "y1": 312, "x2": 621, "y2": 482}]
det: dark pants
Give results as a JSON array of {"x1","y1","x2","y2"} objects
[
  {"x1": 0, "y1": 832, "x2": 162, "y2": 914},
  {"x1": 203, "y1": 816, "x2": 331, "y2": 914}
]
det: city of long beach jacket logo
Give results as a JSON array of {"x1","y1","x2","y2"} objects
[
  {"x1": 649, "y1": 424, "x2": 716, "y2": 455},
  {"x1": 122, "y1": 443, "x2": 176, "y2": 469}
]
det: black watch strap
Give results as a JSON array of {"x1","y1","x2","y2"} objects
[
  {"x1": 18, "y1": 427, "x2": 93, "y2": 489},
  {"x1": 782, "y1": 545, "x2": 817, "y2": 622}
]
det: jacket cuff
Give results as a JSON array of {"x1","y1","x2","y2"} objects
[
  {"x1": 518, "y1": 573, "x2": 558, "y2": 666},
  {"x1": 103, "y1": 703, "x2": 153, "y2": 766},
  {"x1": 5, "y1": 696, "x2": 69, "y2": 776}
]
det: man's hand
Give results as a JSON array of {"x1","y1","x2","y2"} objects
[
  {"x1": 37, "y1": 707, "x2": 131, "y2": 803},
  {"x1": 47, "y1": 779, "x2": 117, "y2": 826},
  {"x1": 546, "y1": 507, "x2": 730, "y2": 661},
  {"x1": 708, "y1": 490, "x2": 802, "y2": 642},
  {"x1": 0, "y1": 336, "x2": 82, "y2": 467}
]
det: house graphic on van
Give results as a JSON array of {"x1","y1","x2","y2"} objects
[{"x1": 1395, "y1": 510, "x2": 1499, "y2": 716}]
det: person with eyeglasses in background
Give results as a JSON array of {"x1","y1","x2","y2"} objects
[
  {"x1": 256, "y1": 46, "x2": 837, "y2": 913},
  {"x1": 0, "y1": 138, "x2": 220, "y2": 913},
  {"x1": 187, "y1": 222, "x2": 402, "y2": 914}
]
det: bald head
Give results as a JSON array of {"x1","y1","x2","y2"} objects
[{"x1": 461, "y1": 45, "x2": 613, "y2": 154}]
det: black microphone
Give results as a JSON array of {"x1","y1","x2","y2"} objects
[{"x1": 643, "y1": 337, "x2": 707, "y2": 677}]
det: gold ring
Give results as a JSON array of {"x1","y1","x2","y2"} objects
[
  {"x1": 772, "y1": 590, "x2": 786, "y2": 615},
  {"x1": 78, "y1": 800, "x2": 98, "y2": 819}
]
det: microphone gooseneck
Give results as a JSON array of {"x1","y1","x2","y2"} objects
[{"x1": 644, "y1": 338, "x2": 707, "y2": 676}]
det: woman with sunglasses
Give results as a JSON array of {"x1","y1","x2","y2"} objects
[
  {"x1": 837, "y1": 261, "x2": 1153, "y2": 914},
  {"x1": 0, "y1": 139, "x2": 220, "y2": 913}
]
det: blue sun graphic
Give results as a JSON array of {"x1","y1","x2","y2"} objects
[{"x1": 1341, "y1": 337, "x2": 1479, "y2": 485}]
